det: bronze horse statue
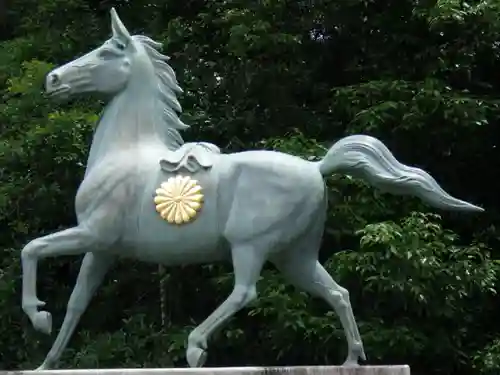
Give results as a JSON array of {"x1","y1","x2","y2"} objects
[{"x1": 21, "y1": 8, "x2": 483, "y2": 370}]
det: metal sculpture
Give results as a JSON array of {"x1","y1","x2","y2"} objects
[{"x1": 21, "y1": 8, "x2": 483, "y2": 370}]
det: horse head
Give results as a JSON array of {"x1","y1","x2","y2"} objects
[{"x1": 45, "y1": 8, "x2": 158, "y2": 100}]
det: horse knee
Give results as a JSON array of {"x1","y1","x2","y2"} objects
[
  {"x1": 329, "y1": 289, "x2": 349, "y2": 310},
  {"x1": 21, "y1": 239, "x2": 43, "y2": 260},
  {"x1": 231, "y1": 284, "x2": 257, "y2": 308},
  {"x1": 339, "y1": 287, "x2": 350, "y2": 301}
]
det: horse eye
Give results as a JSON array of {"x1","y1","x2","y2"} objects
[{"x1": 115, "y1": 41, "x2": 126, "y2": 51}]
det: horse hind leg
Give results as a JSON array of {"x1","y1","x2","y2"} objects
[
  {"x1": 36, "y1": 253, "x2": 114, "y2": 370},
  {"x1": 312, "y1": 264, "x2": 366, "y2": 365},
  {"x1": 272, "y1": 223, "x2": 366, "y2": 366},
  {"x1": 186, "y1": 244, "x2": 266, "y2": 367}
]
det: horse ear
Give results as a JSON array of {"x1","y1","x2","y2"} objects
[{"x1": 110, "y1": 8, "x2": 131, "y2": 41}]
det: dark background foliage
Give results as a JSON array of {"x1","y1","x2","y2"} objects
[{"x1": 1, "y1": 1, "x2": 499, "y2": 375}]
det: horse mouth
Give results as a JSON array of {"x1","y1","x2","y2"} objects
[{"x1": 46, "y1": 85, "x2": 71, "y2": 99}]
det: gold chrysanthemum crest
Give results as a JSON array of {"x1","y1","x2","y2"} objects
[{"x1": 154, "y1": 175, "x2": 204, "y2": 225}]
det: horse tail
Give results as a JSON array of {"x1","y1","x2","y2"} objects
[{"x1": 316, "y1": 134, "x2": 484, "y2": 212}]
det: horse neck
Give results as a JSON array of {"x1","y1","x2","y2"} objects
[{"x1": 85, "y1": 82, "x2": 181, "y2": 173}]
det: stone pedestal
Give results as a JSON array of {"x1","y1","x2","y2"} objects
[{"x1": 1, "y1": 365, "x2": 410, "y2": 375}]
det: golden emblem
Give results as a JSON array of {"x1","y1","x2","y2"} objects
[{"x1": 153, "y1": 175, "x2": 204, "y2": 225}]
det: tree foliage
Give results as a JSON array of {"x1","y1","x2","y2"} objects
[{"x1": 1, "y1": 0, "x2": 500, "y2": 374}]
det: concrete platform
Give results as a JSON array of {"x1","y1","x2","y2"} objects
[{"x1": 0, "y1": 366, "x2": 411, "y2": 375}]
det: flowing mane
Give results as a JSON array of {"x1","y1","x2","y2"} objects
[{"x1": 133, "y1": 35, "x2": 188, "y2": 148}]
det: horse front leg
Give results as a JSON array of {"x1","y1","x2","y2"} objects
[
  {"x1": 21, "y1": 226, "x2": 105, "y2": 334},
  {"x1": 186, "y1": 245, "x2": 266, "y2": 367},
  {"x1": 36, "y1": 252, "x2": 114, "y2": 370}
]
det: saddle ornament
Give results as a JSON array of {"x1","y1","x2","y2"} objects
[{"x1": 153, "y1": 175, "x2": 204, "y2": 225}]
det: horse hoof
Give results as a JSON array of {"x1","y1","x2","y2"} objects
[
  {"x1": 186, "y1": 346, "x2": 207, "y2": 367},
  {"x1": 33, "y1": 311, "x2": 52, "y2": 335},
  {"x1": 342, "y1": 360, "x2": 360, "y2": 367}
]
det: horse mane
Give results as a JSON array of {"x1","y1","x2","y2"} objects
[{"x1": 132, "y1": 35, "x2": 188, "y2": 147}]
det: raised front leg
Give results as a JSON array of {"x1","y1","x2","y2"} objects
[
  {"x1": 186, "y1": 245, "x2": 265, "y2": 367},
  {"x1": 21, "y1": 226, "x2": 105, "y2": 334},
  {"x1": 36, "y1": 252, "x2": 114, "y2": 370}
]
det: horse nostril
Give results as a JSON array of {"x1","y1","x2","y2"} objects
[{"x1": 49, "y1": 73, "x2": 60, "y2": 87}]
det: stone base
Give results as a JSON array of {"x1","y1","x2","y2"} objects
[{"x1": 1, "y1": 366, "x2": 410, "y2": 375}]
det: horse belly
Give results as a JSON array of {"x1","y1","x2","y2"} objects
[
  {"x1": 121, "y1": 167, "x2": 228, "y2": 266},
  {"x1": 128, "y1": 215, "x2": 226, "y2": 265}
]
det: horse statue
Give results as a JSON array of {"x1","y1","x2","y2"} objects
[{"x1": 22, "y1": 8, "x2": 484, "y2": 371}]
